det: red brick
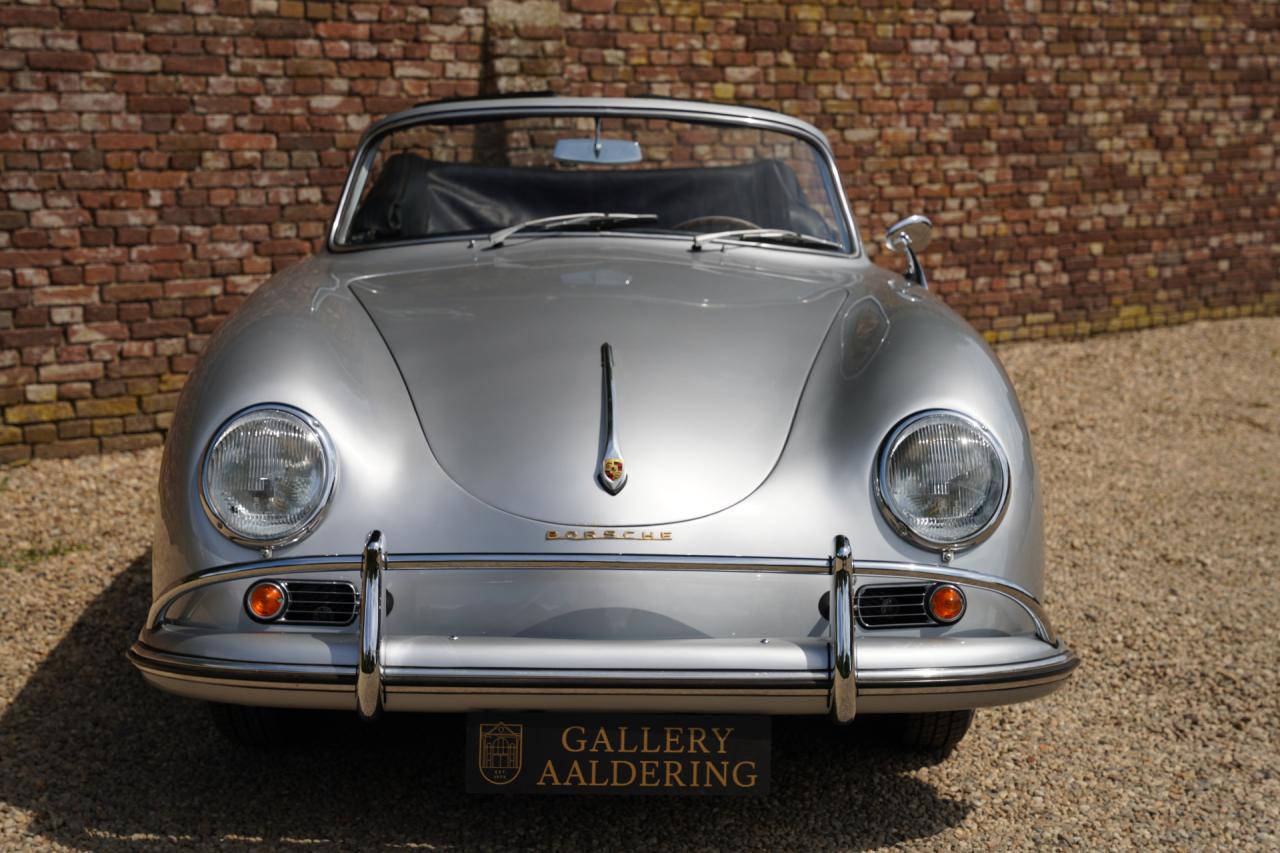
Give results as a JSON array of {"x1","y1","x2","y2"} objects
[
  {"x1": 64, "y1": 10, "x2": 133, "y2": 30},
  {"x1": 95, "y1": 133, "x2": 156, "y2": 151},
  {"x1": 131, "y1": 319, "x2": 192, "y2": 339},
  {"x1": 218, "y1": 134, "x2": 277, "y2": 151},
  {"x1": 0, "y1": 7, "x2": 59, "y2": 27},
  {"x1": 27, "y1": 52, "x2": 96, "y2": 72},
  {"x1": 38, "y1": 362, "x2": 105, "y2": 383}
]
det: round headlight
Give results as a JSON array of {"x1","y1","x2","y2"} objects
[
  {"x1": 201, "y1": 406, "x2": 336, "y2": 547},
  {"x1": 877, "y1": 410, "x2": 1009, "y2": 549}
]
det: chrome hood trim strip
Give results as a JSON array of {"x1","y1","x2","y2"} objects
[{"x1": 597, "y1": 342, "x2": 628, "y2": 494}]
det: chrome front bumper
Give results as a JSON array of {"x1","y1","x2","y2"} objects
[{"x1": 130, "y1": 532, "x2": 1078, "y2": 719}]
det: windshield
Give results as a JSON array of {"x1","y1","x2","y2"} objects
[{"x1": 336, "y1": 113, "x2": 850, "y2": 251}]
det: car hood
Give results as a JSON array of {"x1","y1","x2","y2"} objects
[{"x1": 350, "y1": 239, "x2": 850, "y2": 526}]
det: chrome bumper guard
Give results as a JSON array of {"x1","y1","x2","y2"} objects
[
  {"x1": 830, "y1": 535, "x2": 856, "y2": 723},
  {"x1": 130, "y1": 530, "x2": 1077, "y2": 719},
  {"x1": 356, "y1": 531, "x2": 859, "y2": 723},
  {"x1": 356, "y1": 530, "x2": 385, "y2": 722}
]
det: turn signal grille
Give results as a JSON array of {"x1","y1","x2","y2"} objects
[
  {"x1": 281, "y1": 580, "x2": 357, "y2": 626},
  {"x1": 856, "y1": 584, "x2": 932, "y2": 629}
]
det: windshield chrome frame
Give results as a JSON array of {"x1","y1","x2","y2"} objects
[{"x1": 326, "y1": 98, "x2": 863, "y2": 258}]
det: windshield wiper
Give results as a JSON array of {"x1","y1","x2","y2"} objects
[
  {"x1": 488, "y1": 212, "x2": 657, "y2": 248},
  {"x1": 690, "y1": 229, "x2": 844, "y2": 253}
]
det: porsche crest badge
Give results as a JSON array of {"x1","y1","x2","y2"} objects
[{"x1": 602, "y1": 457, "x2": 624, "y2": 483}]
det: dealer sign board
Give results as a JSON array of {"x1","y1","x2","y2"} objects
[{"x1": 466, "y1": 713, "x2": 771, "y2": 796}]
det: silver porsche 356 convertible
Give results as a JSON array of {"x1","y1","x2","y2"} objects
[{"x1": 130, "y1": 96, "x2": 1076, "y2": 771}]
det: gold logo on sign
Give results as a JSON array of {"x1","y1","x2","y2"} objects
[{"x1": 478, "y1": 722, "x2": 523, "y2": 785}]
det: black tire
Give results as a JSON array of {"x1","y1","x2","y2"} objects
[
  {"x1": 894, "y1": 709, "x2": 975, "y2": 758},
  {"x1": 208, "y1": 702, "x2": 299, "y2": 749}
]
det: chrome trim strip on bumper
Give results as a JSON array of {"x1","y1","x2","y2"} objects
[
  {"x1": 145, "y1": 553, "x2": 1052, "y2": 642},
  {"x1": 829, "y1": 534, "x2": 856, "y2": 723},
  {"x1": 128, "y1": 644, "x2": 354, "y2": 684},
  {"x1": 381, "y1": 669, "x2": 827, "y2": 687},
  {"x1": 854, "y1": 560, "x2": 1057, "y2": 645},
  {"x1": 356, "y1": 530, "x2": 385, "y2": 721},
  {"x1": 857, "y1": 649, "x2": 1079, "y2": 693},
  {"x1": 128, "y1": 643, "x2": 1076, "y2": 698},
  {"x1": 144, "y1": 553, "x2": 830, "y2": 629}
]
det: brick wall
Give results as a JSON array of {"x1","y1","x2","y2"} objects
[{"x1": 1, "y1": 0, "x2": 1277, "y2": 464}]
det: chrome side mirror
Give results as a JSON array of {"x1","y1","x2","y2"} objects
[{"x1": 885, "y1": 214, "x2": 933, "y2": 289}]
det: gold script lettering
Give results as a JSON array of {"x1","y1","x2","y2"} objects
[
  {"x1": 612, "y1": 760, "x2": 637, "y2": 787},
  {"x1": 537, "y1": 760, "x2": 561, "y2": 786},
  {"x1": 640, "y1": 726, "x2": 659, "y2": 753},
  {"x1": 591, "y1": 727, "x2": 613, "y2": 753},
  {"x1": 687, "y1": 727, "x2": 708, "y2": 754},
  {"x1": 616, "y1": 727, "x2": 637, "y2": 753},
  {"x1": 711, "y1": 727, "x2": 734, "y2": 754},
  {"x1": 732, "y1": 761, "x2": 758, "y2": 788},
  {"x1": 561, "y1": 725, "x2": 586, "y2": 753},
  {"x1": 663, "y1": 727, "x2": 684, "y2": 754}
]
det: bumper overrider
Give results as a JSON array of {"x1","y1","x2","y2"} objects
[{"x1": 129, "y1": 532, "x2": 1078, "y2": 721}]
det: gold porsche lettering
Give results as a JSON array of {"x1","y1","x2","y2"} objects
[{"x1": 546, "y1": 529, "x2": 672, "y2": 541}]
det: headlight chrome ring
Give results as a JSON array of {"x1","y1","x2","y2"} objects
[
  {"x1": 200, "y1": 404, "x2": 338, "y2": 550},
  {"x1": 875, "y1": 409, "x2": 1010, "y2": 552}
]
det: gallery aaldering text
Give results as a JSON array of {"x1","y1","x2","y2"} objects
[{"x1": 536, "y1": 724, "x2": 758, "y2": 789}]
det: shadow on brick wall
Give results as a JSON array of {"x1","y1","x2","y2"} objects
[{"x1": 0, "y1": 553, "x2": 968, "y2": 849}]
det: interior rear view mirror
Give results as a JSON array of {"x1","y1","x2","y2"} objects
[{"x1": 553, "y1": 137, "x2": 642, "y2": 165}]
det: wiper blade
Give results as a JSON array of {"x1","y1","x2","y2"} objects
[
  {"x1": 690, "y1": 229, "x2": 844, "y2": 252},
  {"x1": 489, "y1": 212, "x2": 657, "y2": 248}
]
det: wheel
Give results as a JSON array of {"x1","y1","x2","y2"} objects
[
  {"x1": 672, "y1": 215, "x2": 761, "y2": 232},
  {"x1": 893, "y1": 709, "x2": 975, "y2": 758},
  {"x1": 208, "y1": 702, "x2": 300, "y2": 749}
]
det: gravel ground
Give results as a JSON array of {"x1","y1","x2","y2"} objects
[{"x1": 0, "y1": 317, "x2": 1277, "y2": 851}]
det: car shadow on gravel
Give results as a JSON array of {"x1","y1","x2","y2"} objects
[{"x1": 1, "y1": 554, "x2": 971, "y2": 851}]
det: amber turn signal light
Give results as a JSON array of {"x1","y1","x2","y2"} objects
[
  {"x1": 246, "y1": 581, "x2": 286, "y2": 621},
  {"x1": 928, "y1": 584, "x2": 966, "y2": 624}
]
